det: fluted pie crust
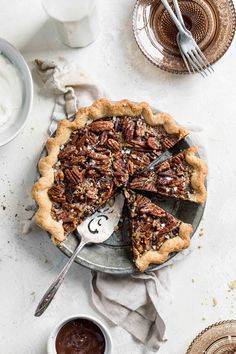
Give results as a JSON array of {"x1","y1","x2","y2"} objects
[
  {"x1": 136, "y1": 222, "x2": 192, "y2": 272},
  {"x1": 32, "y1": 98, "x2": 206, "y2": 272}
]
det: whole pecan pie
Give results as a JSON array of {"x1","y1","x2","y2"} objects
[{"x1": 32, "y1": 99, "x2": 207, "y2": 271}]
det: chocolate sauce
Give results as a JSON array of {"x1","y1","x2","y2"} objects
[{"x1": 56, "y1": 319, "x2": 106, "y2": 354}]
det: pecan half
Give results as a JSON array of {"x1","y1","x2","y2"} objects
[
  {"x1": 107, "y1": 138, "x2": 120, "y2": 151},
  {"x1": 135, "y1": 119, "x2": 146, "y2": 137},
  {"x1": 162, "y1": 137, "x2": 177, "y2": 149},
  {"x1": 130, "y1": 176, "x2": 157, "y2": 192},
  {"x1": 64, "y1": 167, "x2": 84, "y2": 184},
  {"x1": 123, "y1": 117, "x2": 135, "y2": 142},
  {"x1": 76, "y1": 135, "x2": 87, "y2": 149},
  {"x1": 100, "y1": 131, "x2": 108, "y2": 145},
  {"x1": 58, "y1": 145, "x2": 77, "y2": 160},
  {"x1": 48, "y1": 184, "x2": 66, "y2": 203},
  {"x1": 147, "y1": 137, "x2": 160, "y2": 150},
  {"x1": 89, "y1": 121, "x2": 114, "y2": 132},
  {"x1": 127, "y1": 160, "x2": 135, "y2": 175},
  {"x1": 140, "y1": 204, "x2": 165, "y2": 217},
  {"x1": 89, "y1": 151, "x2": 110, "y2": 161}
]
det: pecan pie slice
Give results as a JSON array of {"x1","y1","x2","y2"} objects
[
  {"x1": 124, "y1": 190, "x2": 192, "y2": 272},
  {"x1": 130, "y1": 146, "x2": 207, "y2": 203},
  {"x1": 32, "y1": 99, "x2": 188, "y2": 243},
  {"x1": 124, "y1": 115, "x2": 188, "y2": 175}
]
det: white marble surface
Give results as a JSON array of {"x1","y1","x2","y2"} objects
[{"x1": 1, "y1": 0, "x2": 236, "y2": 353}]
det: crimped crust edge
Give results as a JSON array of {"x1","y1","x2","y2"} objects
[
  {"x1": 135, "y1": 222, "x2": 192, "y2": 272},
  {"x1": 185, "y1": 146, "x2": 208, "y2": 203}
]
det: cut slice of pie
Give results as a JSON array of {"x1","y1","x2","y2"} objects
[
  {"x1": 129, "y1": 146, "x2": 207, "y2": 203},
  {"x1": 32, "y1": 99, "x2": 189, "y2": 243},
  {"x1": 123, "y1": 114, "x2": 189, "y2": 175},
  {"x1": 124, "y1": 190, "x2": 192, "y2": 272}
]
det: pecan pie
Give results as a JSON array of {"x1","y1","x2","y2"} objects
[
  {"x1": 124, "y1": 190, "x2": 192, "y2": 272},
  {"x1": 32, "y1": 99, "x2": 207, "y2": 271},
  {"x1": 32, "y1": 99, "x2": 188, "y2": 243},
  {"x1": 130, "y1": 146, "x2": 208, "y2": 203}
]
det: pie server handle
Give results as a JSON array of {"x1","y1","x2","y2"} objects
[{"x1": 34, "y1": 239, "x2": 87, "y2": 317}]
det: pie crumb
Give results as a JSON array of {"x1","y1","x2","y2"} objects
[
  {"x1": 199, "y1": 228, "x2": 204, "y2": 237},
  {"x1": 212, "y1": 297, "x2": 218, "y2": 307},
  {"x1": 192, "y1": 278, "x2": 195, "y2": 283},
  {"x1": 228, "y1": 280, "x2": 236, "y2": 290},
  {"x1": 113, "y1": 225, "x2": 119, "y2": 232},
  {"x1": 202, "y1": 317, "x2": 206, "y2": 321},
  {"x1": 108, "y1": 198, "x2": 115, "y2": 207}
]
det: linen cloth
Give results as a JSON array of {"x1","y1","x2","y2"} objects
[{"x1": 33, "y1": 58, "x2": 205, "y2": 352}]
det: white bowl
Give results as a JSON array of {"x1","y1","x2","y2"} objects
[
  {"x1": 0, "y1": 38, "x2": 33, "y2": 146},
  {"x1": 47, "y1": 314, "x2": 113, "y2": 354}
]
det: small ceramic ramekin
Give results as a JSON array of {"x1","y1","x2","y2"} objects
[{"x1": 47, "y1": 314, "x2": 113, "y2": 354}]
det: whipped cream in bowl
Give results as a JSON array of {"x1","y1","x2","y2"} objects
[
  {"x1": 0, "y1": 38, "x2": 33, "y2": 146},
  {"x1": 0, "y1": 55, "x2": 23, "y2": 128}
]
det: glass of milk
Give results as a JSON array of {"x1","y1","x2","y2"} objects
[{"x1": 42, "y1": 0, "x2": 99, "y2": 48}]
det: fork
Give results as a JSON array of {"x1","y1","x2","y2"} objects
[{"x1": 161, "y1": 0, "x2": 214, "y2": 76}]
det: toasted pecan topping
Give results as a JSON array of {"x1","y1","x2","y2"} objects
[
  {"x1": 49, "y1": 115, "x2": 184, "y2": 234},
  {"x1": 130, "y1": 150, "x2": 194, "y2": 200}
]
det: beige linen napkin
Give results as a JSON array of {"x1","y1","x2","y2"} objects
[
  {"x1": 91, "y1": 270, "x2": 169, "y2": 351},
  {"x1": 32, "y1": 58, "x2": 205, "y2": 352},
  {"x1": 34, "y1": 58, "x2": 105, "y2": 134}
]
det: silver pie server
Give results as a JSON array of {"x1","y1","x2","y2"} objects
[{"x1": 35, "y1": 194, "x2": 124, "y2": 317}]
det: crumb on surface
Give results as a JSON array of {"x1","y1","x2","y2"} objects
[
  {"x1": 228, "y1": 280, "x2": 236, "y2": 290},
  {"x1": 199, "y1": 228, "x2": 204, "y2": 237},
  {"x1": 192, "y1": 278, "x2": 195, "y2": 283},
  {"x1": 108, "y1": 198, "x2": 115, "y2": 207},
  {"x1": 212, "y1": 297, "x2": 218, "y2": 307}
]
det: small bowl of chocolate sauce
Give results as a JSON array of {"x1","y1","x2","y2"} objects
[{"x1": 47, "y1": 314, "x2": 112, "y2": 354}]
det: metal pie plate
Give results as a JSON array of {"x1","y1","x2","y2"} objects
[{"x1": 37, "y1": 109, "x2": 206, "y2": 274}]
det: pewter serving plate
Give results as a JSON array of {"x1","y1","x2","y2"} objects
[{"x1": 37, "y1": 108, "x2": 206, "y2": 274}]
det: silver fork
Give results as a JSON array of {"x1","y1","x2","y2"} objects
[{"x1": 161, "y1": 0, "x2": 214, "y2": 76}]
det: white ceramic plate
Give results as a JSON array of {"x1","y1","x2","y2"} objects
[{"x1": 0, "y1": 38, "x2": 33, "y2": 146}]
